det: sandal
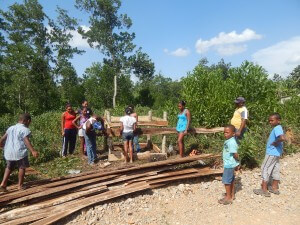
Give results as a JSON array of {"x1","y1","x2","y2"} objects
[
  {"x1": 268, "y1": 186, "x2": 280, "y2": 195},
  {"x1": 0, "y1": 186, "x2": 8, "y2": 193},
  {"x1": 218, "y1": 198, "x2": 232, "y2": 205},
  {"x1": 253, "y1": 189, "x2": 271, "y2": 197}
]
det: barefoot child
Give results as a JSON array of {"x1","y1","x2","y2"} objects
[
  {"x1": 219, "y1": 125, "x2": 239, "y2": 205},
  {"x1": 73, "y1": 107, "x2": 89, "y2": 156},
  {"x1": 120, "y1": 107, "x2": 136, "y2": 163},
  {"x1": 253, "y1": 113, "x2": 285, "y2": 197},
  {"x1": 0, "y1": 113, "x2": 39, "y2": 192}
]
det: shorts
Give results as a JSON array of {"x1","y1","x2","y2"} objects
[
  {"x1": 222, "y1": 168, "x2": 235, "y2": 184},
  {"x1": 261, "y1": 155, "x2": 280, "y2": 181},
  {"x1": 6, "y1": 156, "x2": 30, "y2": 170},
  {"x1": 78, "y1": 128, "x2": 84, "y2": 137},
  {"x1": 122, "y1": 132, "x2": 134, "y2": 141}
]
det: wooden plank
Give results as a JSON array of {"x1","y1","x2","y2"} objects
[
  {"x1": 107, "y1": 120, "x2": 168, "y2": 128},
  {"x1": 3, "y1": 175, "x2": 118, "y2": 206},
  {"x1": 30, "y1": 182, "x2": 151, "y2": 225},
  {"x1": 152, "y1": 143, "x2": 161, "y2": 153},
  {"x1": 149, "y1": 168, "x2": 223, "y2": 185},
  {"x1": 107, "y1": 127, "x2": 224, "y2": 137},
  {"x1": 0, "y1": 186, "x2": 108, "y2": 221}
]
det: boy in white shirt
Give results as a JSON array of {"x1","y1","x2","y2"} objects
[{"x1": 120, "y1": 107, "x2": 136, "y2": 163}]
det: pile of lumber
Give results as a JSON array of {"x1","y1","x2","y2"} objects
[{"x1": 0, "y1": 154, "x2": 222, "y2": 225}]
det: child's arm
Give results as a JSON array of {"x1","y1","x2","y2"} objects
[
  {"x1": 272, "y1": 135, "x2": 285, "y2": 146},
  {"x1": 184, "y1": 109, "x2": 191, "y2": 134},
  {"x1": 120, "y1": 122, "x2": 124, "y2": 135},
  {"x1": 233, "y1": 153, "x2": 239, "y2": 160},
  {"x1": 0, "y1": 134, "x2": 8, "y2": 148},
  {"x1": 61, "y1": 113, "x2": 65, "y2": 136},
  {"x1": 24, "y1": 136, "x2": 39, "y2": 158},
  {"x1": 72, "y1": 116, "x2": 81, "y2": 129},
  {"x1": 236, "y1": 119, "x2": 246, "y2": 137}
]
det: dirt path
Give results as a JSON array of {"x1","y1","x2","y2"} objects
[{"x1": 66, "y1": 153, "x2": 300, "y2": 225}]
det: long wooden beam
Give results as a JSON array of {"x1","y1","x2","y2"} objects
[{"x1": 107, "y1": 127, "x2": 224, "y2": 137}]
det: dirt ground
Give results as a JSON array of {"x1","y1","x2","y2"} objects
[{"x1": 64, "y1": 152, "x2": 300, "y2": 225}]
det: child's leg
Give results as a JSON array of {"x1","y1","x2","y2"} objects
[
  {"x1": 80, "y1": 136, "x2": 85, "y2": 155},
  {"x1": 91, "y1": 134, "x2": 97, "y2": 162},
  {"x1": 1, "y1": 168, "x2": 12, "y2": 188},
  {"x1": 230, "y1": 179, "x2": 235, "y2": 200},
  {"x1": 129, "y1": 140, "x2": 133, "y2": 163},
  {"x1": 177, "y1": 133, "x2": 185, "y2": 157},
  {"x1": 18, "y1": 168, "x2": 25, "y2": 189},
  {"x1": 224, "y1": 184, "x2": 232, "y2": 200},
  {"x1": 61, "y1": 129, "x2": 69, "y2": 157},
  {"x1": 123, "y1": 141, "x2": 129, "y2": 163},
  {"x1": 271, "y1": 157, "x2": 280, "y2": 191}
]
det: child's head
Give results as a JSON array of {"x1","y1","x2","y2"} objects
[
  {"x1": 19, "y1": 113, "x2": 31, "y2": 127},
  {"x1": 128, "y1": 104, "x2": 135, "y2": 111},
  {"x1": 82, "y1": 100, "x2": 88, "y2": 108},
  {"x1": 125, "y1": 107, "x2": 133, "y2": 115},
  {"x1": 65, "y1": 103, "x2": 73, "y2": 113},
  {"x1": 224, "y1": 125, "x2": 235, "y2": 140},
  {"x1": 178, "y1": 100, "x2": 186, "y2": 111},
  {"x1": 92, "y1": 114, "x2": 101, "y2": 121},
  {"x1": 269, "y1": 113, "x2": 281, "y2": 127},
  {"x1": 81, "y1": 107, "x2": 88, "y2": 116},
  {"x1": 234, "y1": 97, "x2": 245, "y2": 108}
]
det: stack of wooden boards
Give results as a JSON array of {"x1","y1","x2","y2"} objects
[{"x1": 0, "y1": 154, "x2": 222, "y2": 225}]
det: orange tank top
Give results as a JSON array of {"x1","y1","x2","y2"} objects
[{"x1": 63, "y1": 112, "x2": 76, "y2": 129}]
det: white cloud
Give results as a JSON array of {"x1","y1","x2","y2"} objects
[
  {"x1": 252, "y1": 36, "x2": 300, "y2": 77},
  {"x1": 216, "y1": 44, "x2": 247, "y2": 56},
  {"x1": 163, "y1": 47, "x2": 190, "y2": 57},
  {"x1": 195, "y1": 28, "x2": 262, "y2": 56},
  {"x1": 69, "y1": 25, "x2": 90, "y2": 48}
]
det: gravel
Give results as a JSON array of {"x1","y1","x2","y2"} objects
[{"x1": 65, "y1": 153, "x2": 300, "y2": 225}]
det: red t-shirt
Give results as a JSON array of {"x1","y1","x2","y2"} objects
[{"x1": 63, "y1": 112, "x2": 76, "y2": 129}]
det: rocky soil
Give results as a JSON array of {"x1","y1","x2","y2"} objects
[{"x1": 65, "y1": 153, "x2": 300, "y2": 225}]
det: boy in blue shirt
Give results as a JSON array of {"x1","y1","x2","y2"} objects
[
  {"x1": 0, "y1": 113, "x2": 39, "y2": 192},
  {"x1": 219, "y1": 125, "x2": 239, "y2": 205},
  {"x1": 254, "y1": 113, "x2": 285, "y2": 197}
]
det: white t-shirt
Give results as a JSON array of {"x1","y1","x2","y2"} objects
[
  {"x1": 82, "y1": 117, "x2": 96, "y2": 130},
  {"x1": 120, "y1": 115, "x2": 136, "y2": 133}
]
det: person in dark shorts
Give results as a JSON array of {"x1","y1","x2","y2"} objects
[
  {"x1": 120, "y1": 107, "x2": 136, "y2": 163},
  {"x1": 219, "y1": 125, "x2": 239, "y2": 205},
  {"x1": 0, "y1": 113, "x2": 39, "y2": 192}
]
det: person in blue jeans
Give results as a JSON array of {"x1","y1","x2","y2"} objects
[
  {"x1": 219, "y1": 125, "x2": 239, "y2": 205},
  {"x1": 82, "y1": 114, "x2": 105, "y2": 165},
  {"x1": 128, "y1": 105, "x2": 141, "y2": 153},
  {"x1": 176, "y1": 101, "x2": 191, "y2": 157}
]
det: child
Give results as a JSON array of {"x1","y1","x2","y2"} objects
[
  {"x1": 128, "y1": 105, "x2": 141, "y2": 153},
  {"x1": 219, "y1": 124, "x2": 239, "y2": 205},
  {"x1": 253, "y1": 113, "x2": 285, "y2": 197},
  {"x1": 0, "y1": 113, "x2": 39, "y2": 192},
  {"x1": 82, "y1": 114, "x2": 105, "y2": 165},
  {"x1": 120, "y1": 107, "x2": 136, "y2": 163},
  {"x1": 176, "y1": 100, "x2": 191, "y2": 157},
  {"x1": 77, "y1": 100, "x2": 93, "y2": 118},
  {"x1": 61, "y1": 103, "x2": 77, "y2": 157},
  {"x1": 73, "y1": 107, "x2": 89, "y2": 156}
]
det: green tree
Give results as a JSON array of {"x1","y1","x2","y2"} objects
[
  {"x1": 83, "y1": 62, "x2": 133, "y2": 109},
  {"x1": 0, "y1": 0, "x2": 58, "y2": 114},
  {"x1": 75, "y1": 0, "x2": 136, "y2": 108},
  {"x1": 289, "y1": 65, "x2": 300, "y2": 89},
  {"x1": 49, "y1": 7, "x2": 85, "y2": 105}
]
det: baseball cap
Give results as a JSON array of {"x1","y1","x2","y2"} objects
[{"x1": 234, "y1": 97, "x2": 246, "y2": 104}]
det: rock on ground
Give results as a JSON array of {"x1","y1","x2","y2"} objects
[{"x1": 65, "y1": 153, "x2": 300, "y2": 225}]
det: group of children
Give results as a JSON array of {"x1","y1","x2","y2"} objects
[{"x1": 0, "y1": 99, "x2": 286, "y2": 207}]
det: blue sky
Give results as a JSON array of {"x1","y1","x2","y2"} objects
[{"x1": 1, "y1": 0, "x2": 300, "y2": 80}]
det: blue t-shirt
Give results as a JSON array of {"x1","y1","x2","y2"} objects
[
  {"x1": 4, "y1": 123, "x2": 31, "y2": 160},
  {"x1": 266, "y1": 125, "x2": 284, "y2": 156},
  {"x1": 223, "y1": 137, "x2": 239, "y2": 168}
]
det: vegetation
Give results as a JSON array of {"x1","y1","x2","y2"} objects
[{"x1": 0, "y1": 0, "x2": 299, "y2": 179}]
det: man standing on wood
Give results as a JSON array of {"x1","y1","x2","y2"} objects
[{"x1": 230, "y1": 97, "x2": 248, "y2": 142}]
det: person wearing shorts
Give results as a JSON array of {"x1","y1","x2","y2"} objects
[
  {"x1": 0, "y1": 113, "x2": 39, "y2": 192},
  {"x1": 219, "y1": 125, "x2": 239, "y2": 205},
  {"x1": 254, "y1": 113, "x2": 285, "y2": 197},
  {"x1": 120, "y1": 107, "x2": 136, "y2": 163},
  {"x1": 73, "y1": 107, "x2": 89, "y2": 156}
]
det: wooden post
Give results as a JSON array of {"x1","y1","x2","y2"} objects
[
  {"x1": 103, "y1": 110, "x2": 108, "y2": 151},
  {"x1": 147, "y1": 111, "x2": 152, "y2": 148},
  {"x1": 162, "y1": 111, "x2": 167, "y2": 153},
  {"x1": 105, "y1": 110, "x2": 112, "y2": 154},
  {"x1": 106, "y1": 110, "x2": 111, "y2": 123}
]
